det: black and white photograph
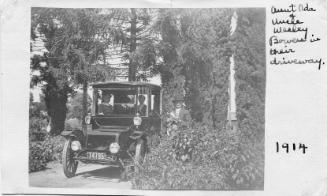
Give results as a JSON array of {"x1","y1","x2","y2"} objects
[
  {"x1": 4, "y1": 0, "x2": 327, "y2": 195},
  {"x1": 28, "y1": 8, "x2": 266, "y2": 190}
]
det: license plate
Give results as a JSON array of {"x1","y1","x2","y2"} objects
[{"x1": 87, "y1": 152, "x2": 106, "y2": 160}]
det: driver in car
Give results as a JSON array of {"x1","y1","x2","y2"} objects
[
  {"x1": 138, "y1": 95, "x2": 147, "y2": 116},
  {"x1": 98, "y1": 93, "x2": 113, "y2": 115}
]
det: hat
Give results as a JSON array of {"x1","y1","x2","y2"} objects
[
  {"x1": 102, "y1": 92, "x2": 112, "y2": 98},
  {"x1": 138, "y1": 94, "x2": 146, "y2": 101}
]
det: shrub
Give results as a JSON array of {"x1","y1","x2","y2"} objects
[
  {"x1": 132, "y1": 123, "x2": 264, "y2": 190},
  {"x1": 42, "y1": 135, "x2": 66, "y2": 162},
  {"x1": 29, "y1": 116, "x2": 48, "y2": 141},
  {"x1": 29, "y1": 142, "x2": 48, "y2": 172},
  {"x1": 29, "y1": 135, "x2": 65, "y2": 172},
  {"x1": 29, "y1": 101, "x2": 49, "y2": 141}
]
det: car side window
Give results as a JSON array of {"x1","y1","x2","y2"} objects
[{"x1": 97, "y1": 90, "x2": 114, "y2": 115}]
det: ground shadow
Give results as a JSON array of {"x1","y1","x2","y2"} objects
[{"x1": 76, "y1": 166, "x2": 122, "y2": 180}]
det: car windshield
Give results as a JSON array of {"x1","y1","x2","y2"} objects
[{"x1": 96, "y1": 89, "x2": 137, "y2": 116}]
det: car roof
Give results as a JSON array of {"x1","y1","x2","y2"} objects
[{"x1": 90, "y1": 81, "x2": 161, "y2": 89}]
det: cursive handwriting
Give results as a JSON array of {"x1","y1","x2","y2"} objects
[
  {"x1": 269, "y1": 35, "x2": 306, "y2": 46},
  {"x1": 270, "y1": 57, "x2": 325, "y2": 69},
  {"x1": 270, "y1": 48, "x2": 295, "y2": 55},
  {"x1": 273, "y1": 26, "x2": 308, "y2": 38},
  {"x1": 271, "y1": 3, "x2": 316, "y2": 14},
  {"x1": 272, "y1": 17, "x2": 304, "y2": 25},
  {"x1": 269, "y1": 3, "x2": 324, "y2": 69},
  {"x1": 271, "y1": 4, "x2": 296, "y2": 14}
]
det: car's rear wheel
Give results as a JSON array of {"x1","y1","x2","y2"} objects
[
  {"x1": 134, "y1": 139, "x2": 146, "y2": 173},
  {"x1": 62, "y1": 138, "x2": 78, "y2": 178}
]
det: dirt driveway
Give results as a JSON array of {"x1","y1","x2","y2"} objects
[{"x1": 29, "y1": 161, "x2": 132, "y2": 188}]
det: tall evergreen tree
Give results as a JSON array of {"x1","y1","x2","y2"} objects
[
  {"x1": 155, "y1": 9, "x2": 233, "y2": 129},
  {"x1": 31, "y1": 8, "x2": 122, "y2": 134},
  {"x1": 108, "y1": 8, "x2": 155, "y2": 81}
]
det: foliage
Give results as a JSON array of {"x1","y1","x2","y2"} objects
[
  {"x1": 29, "y1": 93, "x2": 48, "y2": 141},
  {"x1": 110, "y1": 9, "x2": 158, "y2": 81},
  {"x1": 133, "y1": 123, "x2": 264, "y2": 190},
  {"x1": 42, "y1": 135, "x2": 66, "y2": 162},
  {"x1": 155, "y1": 9, "x2": 233, "y2": 130},
  {"x1": 233, "y1": 9, "x2": 265, "y2": 143},
  {"x1": 29, "y1": 135, "x2": 65, "y2": 172},
  {"x1": 31, "y1": 8, "x2": 121, "y2": 134},
  {"x1": 132, "y1": 9, "x2": 264, "y2": 190},
  {"x1": 29, "y1": 92, "x2": 66, "y2": 172},
  {"x1": 66, "y1": 92, "x2": 92, "y2": 120},
  {"x1": 29, "y1": 142, "x2": 48, "y2": 172}
]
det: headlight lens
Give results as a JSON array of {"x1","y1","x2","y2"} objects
[
  {"x1": 85, "y1": 114, "x2": 91, "y2": 124},
  {"x1": 71, "y1": 141, "x2": 81, "y2": 151},
  {"x1": 109, "y1": 142, "x2": 120, "y2": 154},
  {"x1": 133, "y1": 113, "x2": 142, "y2": 126}
]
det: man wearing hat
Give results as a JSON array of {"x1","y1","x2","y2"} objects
[{"x1": 167, "y1": 97, "x2": 191, "y2": 135}]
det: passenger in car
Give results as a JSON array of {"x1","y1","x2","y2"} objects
[{"x1": 98, "y1": 93, "x2": 113, "y2": 115}]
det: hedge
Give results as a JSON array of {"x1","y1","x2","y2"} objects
[
  {"x1": 29, "y1": 135, "x2": 65, "y2": 172},
  {"x1": 132, "y1": 123, "x2": 264, "y2": 190}
]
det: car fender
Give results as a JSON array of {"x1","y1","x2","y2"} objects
[
  {"x1": 61, "y1": 129, "x2": 84, "y2": 142},
  {"x1": 129, "y1": 130, "x2": 144, "y2": 140}
]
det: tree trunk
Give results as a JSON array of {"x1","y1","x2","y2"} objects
[
  {"x1": 44, "y1": 82, "x2": 68, "y2": 135},
  {"x1": 82, "y1": 79, "x2": 88, "y2": 126},
  {"x1": 129, "y1": 8, "x2": 137, "y2": 81}
]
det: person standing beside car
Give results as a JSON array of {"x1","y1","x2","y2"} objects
[{"x1": 167, "y1": 98, "x2": 191, "y2": 136}]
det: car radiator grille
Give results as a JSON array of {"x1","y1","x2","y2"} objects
[{"x1": 86, "y1": 135, "x2": 116, "y2": 151}]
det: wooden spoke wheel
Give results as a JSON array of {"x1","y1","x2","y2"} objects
[
  {"x1": 62, "y1": 138, "x2": 78, "y2": 178},
  {"x1": 134, "y1": 139, "x2": 146, "y2": 173}
]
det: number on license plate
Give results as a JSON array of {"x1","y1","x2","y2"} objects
[{"x1": 87, "y1": 152, "x2": 106, "y2": 160}]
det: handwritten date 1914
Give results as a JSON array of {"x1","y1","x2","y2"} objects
[{"x1": 276, "y1": 142, "x2": 308, "y2": 154}]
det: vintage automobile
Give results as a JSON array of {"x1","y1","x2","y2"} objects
[{"x1": 61, "y1": 82, "x2": 162, "y2": 178}]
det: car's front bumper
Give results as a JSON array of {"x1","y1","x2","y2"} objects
[{"x1": 72, "y1": 149, "x2": 133, "y2": 167}]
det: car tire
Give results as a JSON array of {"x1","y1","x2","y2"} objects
[
  {"x1": 134, "y1": 139, "x2": 145, "y2": 173},
  {"x1": 62, "y1": 138, "x2": 78, "y2": 178}
]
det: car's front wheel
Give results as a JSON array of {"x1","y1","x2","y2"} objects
[{"x1": 62, "y1": 138, "x2": 78, "y2": 178}]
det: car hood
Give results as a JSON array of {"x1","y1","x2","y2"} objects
[
  {"x1": 92, "y1": 116, "x2": 134, "y2": 132},
  {"x1": 94, "y1": 125, "x2": 130, "y2": 132}
]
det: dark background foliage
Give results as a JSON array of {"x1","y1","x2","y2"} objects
[{"x1": 233, "y1": 8, "x2": 266, "y2": 143}]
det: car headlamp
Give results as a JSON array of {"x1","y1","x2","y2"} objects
[
  {"x1": 133, "y1": 113, "x2": 142, "y2": 126},
  {"x1": 85, "y1": 114, "x2": 91, "y2": 125},
  {"x1": 71, "y1": 141, "x2": 81, "y2": 151},
  {"x1": 109, "y1": 142, "x2": 120, "y2": 154}
]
